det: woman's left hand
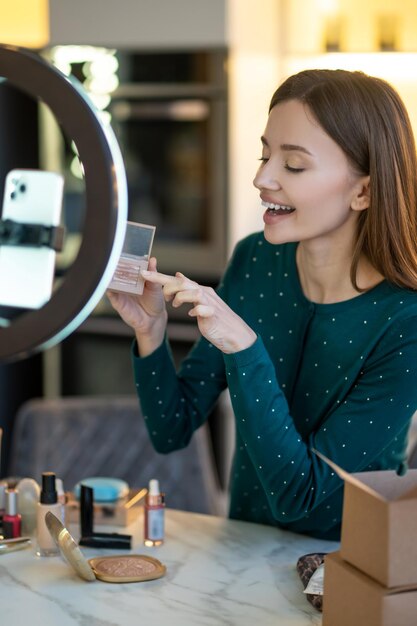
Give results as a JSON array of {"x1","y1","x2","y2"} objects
[{"x1": 141, "y1": 270, "x2": 257, "y2": 354}]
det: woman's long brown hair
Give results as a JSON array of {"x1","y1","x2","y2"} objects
[{"x1": 269, "y1": 69, "x2": 417, "y2": 291}]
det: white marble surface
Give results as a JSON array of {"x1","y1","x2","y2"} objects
[{"x1": 0, "y1": 508, "x2": 339, "y2": 625}]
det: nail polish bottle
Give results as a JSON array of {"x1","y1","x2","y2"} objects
[
  {"x1": 144, "y1": 479, "x2": 165, "y2": 547},
  {"x1": 3, "y1": 489, "x2": 22, "y2": 539},
  {"x1": 36, "y1": 472, "x2": 61, "y2": 556}
]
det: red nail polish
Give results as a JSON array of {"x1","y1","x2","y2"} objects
[{"x1": 3, "y1": 489, "x2": 21, "y2": 539}]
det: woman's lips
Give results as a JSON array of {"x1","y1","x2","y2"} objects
[
  {"x1": 263, "y1": 209, "x2": 295, "y2": 225},
  {"x1": 261, "y1": 200, "x2": 296, "y2": 225}
]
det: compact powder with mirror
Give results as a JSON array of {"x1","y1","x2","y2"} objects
[{"x1": 45, "y1": 512, "x2": 166, "y2": 583}]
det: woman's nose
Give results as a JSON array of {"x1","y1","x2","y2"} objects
[{"x1": 253, "y1": 162, "x2": 281, "y2": 191}]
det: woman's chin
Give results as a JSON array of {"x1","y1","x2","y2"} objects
[{"x1": 263, "y1": 224, "x2": 298, "y2": 245}]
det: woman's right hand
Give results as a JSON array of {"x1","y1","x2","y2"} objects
[{"x1": 107, "y1": 257, "x2": 168, "y2": 356}]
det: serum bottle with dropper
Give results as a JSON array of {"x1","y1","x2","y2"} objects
[
  {"x1": 144, "y1": 478, "x2": 165, "y2": 547},
  {"x1": 36, "y1": 472, "x2": 61, "y2": 556}
]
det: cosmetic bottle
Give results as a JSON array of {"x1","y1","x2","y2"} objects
[
  {"x1": 56, "y1": 478, "x2": 67, "y2": 525},
  {"x1": 16, "y1": 478, "x2": 40, "y2": 536},
  {"x1": 36, "y1": 472, "x2": 61, "y2": 556},
  {"x1": 3, "y1": 489, "x2": 22, "y2": 539},
  {"x1": 144, "y1": 479, "x2": 165, "y2": 547}
]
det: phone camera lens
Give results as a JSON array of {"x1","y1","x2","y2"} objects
[
  {"x1": 19, "y1": 184, "x2": 26, "y2": 193},
  {"x1": 10, "y1": 191, "x2": 16, "y2": 200}
]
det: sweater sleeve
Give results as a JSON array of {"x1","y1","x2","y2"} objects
[
  {"x1": 131, "y1": 240, "x2": 245, "y2": 452},
  {"x1": 132, "y1": 333, "x2": 227, "y2": 452},
  {"x1": 223, "y1": 313, "x2": 417, "y2": 523}
]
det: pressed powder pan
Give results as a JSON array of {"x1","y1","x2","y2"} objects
[
  {"x1": 45, "y1": 511, "x2": 166, "y2": 583},
  {"x1": 88, "y1": 555, "x2": 165, "y2": 583}
]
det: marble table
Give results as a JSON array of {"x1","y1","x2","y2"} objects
[{"x1": 0, "y1": 508, "x2": 339, "y2": 625}]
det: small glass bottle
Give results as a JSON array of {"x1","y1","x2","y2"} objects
[
  {"x1": 16, "y1": 478, "x2": 40, "y2": 536},
  {"x1": 144, "y1": 479, "x2": 165, "y2": 547},
  {"x1": 55, "y1": 478, "x2": 67, "y2": 525},
  {"x1": 36, "y1": 472, "x2": 61, "y2": 556},
  {"x1": 3, "y1": 489, "x2": 22, "y2": 539}
]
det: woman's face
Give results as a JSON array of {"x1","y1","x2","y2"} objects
[{"x1": 253, "y1": 99, "x2": 369, "y2": 247}]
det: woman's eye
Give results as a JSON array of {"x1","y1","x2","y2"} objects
[
  {"x1": 285, "y1": 164, "x2": 305, "y2": 173},
  {"x1": 258, "y1": 157, "x2": 269, "y2": 163}
]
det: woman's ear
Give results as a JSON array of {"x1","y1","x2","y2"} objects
[{"x1": 351, "y1": 176, "x2": 370, "y2": 212}]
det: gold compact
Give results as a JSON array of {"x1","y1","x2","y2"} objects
[{"x1": 45, "y1": 511, "x2": 166, "y2": 583}]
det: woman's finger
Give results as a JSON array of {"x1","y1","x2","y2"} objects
[
  {"x1": 188, "y1": 304, "x2": 215, "y2": 318},
  {"x1": 141, "y1": 269, "x2": 196, "y2": 290},
  {"x1": 141, "y1": 269, "x2": 177, "y2": 285},
  {"x1": 147, "y1": 257, "x2": 158, "y2": 272},
  {"x1": 171, "y1": 287, "x2": 204, "y2": 308}
]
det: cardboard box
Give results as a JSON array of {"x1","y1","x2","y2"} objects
[
  {"x1": 65, "y1": 488, "x2": 146, "y2": 527},
  {"x1": 323, "y1": 551, "x2": 417, "y2": 626},
  {"x1": 314, "y1": 450, "x2": 417, "y2": 587}
]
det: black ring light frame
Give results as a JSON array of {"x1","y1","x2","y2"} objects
[{"x1": 0, "y1": 44, "x2": 127, "y2": 362}]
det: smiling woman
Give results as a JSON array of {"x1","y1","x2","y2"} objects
[
  {"x1": 254, "y1": 97, "x2": 377, "y2": 302},
  {"x1": 255, "y1": 99, "x2": 370, "y2": 263},
  {"x1": 109, "y1": 68, "x2": 417, "y2": 541}
]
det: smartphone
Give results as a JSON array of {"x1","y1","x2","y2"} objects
[
  {"x1": 108, "y1": 221, "x2": 156, "y2": 295},
  {"x1": 0, "y1": 169, "x2": 64, "y2": 309}
]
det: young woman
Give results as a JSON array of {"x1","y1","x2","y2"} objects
[{"x1": 108, "y1": 69, "x2": 417, "y2": 540}]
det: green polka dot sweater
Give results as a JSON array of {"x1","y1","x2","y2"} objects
[{"x1": 132, "y1": 233, "x2": 417, "y2": 540}]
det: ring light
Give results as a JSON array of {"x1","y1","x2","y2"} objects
[{"x1": 0, "y1": 44, "x2": 127, "y2": 361}]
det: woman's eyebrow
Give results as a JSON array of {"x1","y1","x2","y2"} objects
[
  {"x1": 281, "y1": 143, "x2": 313, "y2": 156},
  {"x1": 260, "y1": 136, "x2": 313, "y2": 156}
]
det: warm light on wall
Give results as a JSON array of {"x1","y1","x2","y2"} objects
[
  {"x1": 282, "y1": 52, "x2": 417, "y2": 138},
  {"x1": 283, "y1": 52, "x2": 417, "y2": 83},
  {"x1": 0, "y1": 0, "x2": 49, "y2": 48}
]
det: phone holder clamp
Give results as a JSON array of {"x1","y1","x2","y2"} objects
[{"x1": 0, "y1": 218, "x2": 65, "y2": 251}]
